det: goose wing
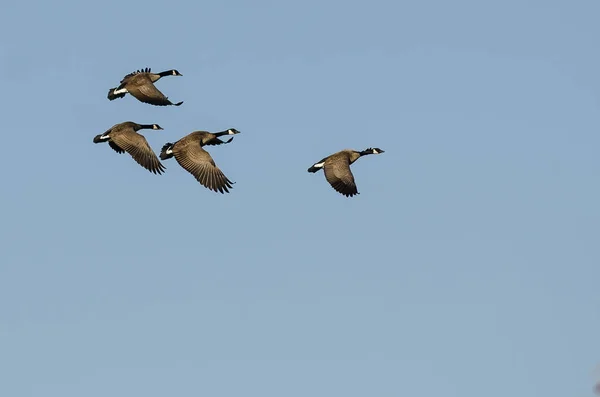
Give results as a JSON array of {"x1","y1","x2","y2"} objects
[
  {"x1": 110, "y1": 130, "x2": 165, "y2": 174},
  {"x1": 108, "y1": 141, "x2": 125, "y2": 154},
  {"x1": 127, "y1": 82, "x2": 175, "y2": 106},
  {"x1": 324, "y1": 158, "x2": 358, "y2": 197},
  {"x1": 173, "y1": 143, "x2": 234, "y2": 193},
  {"x1": 120, "y1": 68, "x2": 151, "y2": 84},
  {"x1": 204, "y1": 137, "x2": 234, "y2": 146}
]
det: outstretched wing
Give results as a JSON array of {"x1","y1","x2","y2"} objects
[
  {"x1": 173, "y1": 144, "x2": 234, "y2": 193},
  {"x1": 110, "y1": 131, "x2": 165, "y2": 175},
  {"x1": 323, "y1": 158, "x2": 358, "y2": 197},
  {"x1": 127, "y1": 83, "x2": 175, "y2": 106}
]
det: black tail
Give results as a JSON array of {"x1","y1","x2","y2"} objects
[
  {"x1": 93, "y1": 134, "x2": 108, "y2": 144},
  {"x1": 160, "y1": 143, "x2": 174, "y2": 160},
  {"x1": 107, "y1": 88, "x2": 126, "y2": 101},
  {"x1": 308, "y1": 158, "x2": 326, "y2": 173}
]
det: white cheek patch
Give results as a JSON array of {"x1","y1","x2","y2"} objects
[
  {"x1": 372, "y1": 149, "x2": 379, "y2": 154},
  {"x1": 113, "y1": 88, "x2": 128, "y2": 95},
  {"x1": 165, "y1": 148, "x2": 173, "y2": 155},
  {"x1": 228, "y1": 129, "x2": 235, "y2": 134},
  {"x1": 100, "y1": 134, "x2": 110, "y2": 140},
  {"x1": 312, "y1": 161, "x2": 325, "y2": 168}
]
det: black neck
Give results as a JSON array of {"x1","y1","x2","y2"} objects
[
  {"x1": 158, "y1": 70, "x2": 174, "y2": 77},
  {"x1": 359, "y1": 149, "x2": 373, "y2": 156},
  {"x1": 138, "y1": 124, "x2": 155, "y2": 130},
  {"x1": 213, "y1": 130, "x2": 230, "y2": 137}
]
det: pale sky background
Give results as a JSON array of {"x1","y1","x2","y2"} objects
[{"x1": 1, "y1": 1, "x2": 599, "y2": 396}]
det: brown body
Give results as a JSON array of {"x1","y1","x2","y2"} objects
[
  {"x1": 308, "y1": 148, "x2": 384, "y2": 197},
  {"x1": 93, "y1": 121, "x2": 165, "y2": 174},
  {"x1": 160, "y1": 129, "x2": 241, "y2": 193}
]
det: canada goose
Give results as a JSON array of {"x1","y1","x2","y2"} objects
[
  {"x1": 93, "y1": 121, "x2": 166, "y2": 174},
  {"x1": 308, "y1": 148, "x2": 384, "y2": 197},
  {"x1": 107, "y1": 67, "x2": 183, "y2": 106},
  {"x1": 160, "y1": 129, "x2": 240, "y2": 193}
]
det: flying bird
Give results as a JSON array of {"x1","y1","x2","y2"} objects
[
  {"x1": 308, "y1": 148, "x2": 384, "y2": 197},
  {"x1": 107, "y1": 67, "x2": 183, "y2": 106},
  {"x1": 93, "y1": 121, "x2": 166, "y2": 174},
  {"x1": 160, "y1": 129, "x2": 241, "y2": 193}
]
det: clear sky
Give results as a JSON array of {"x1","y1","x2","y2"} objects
[{"x1": 1, "y1": 0, "x2": 599, "y2": 396}]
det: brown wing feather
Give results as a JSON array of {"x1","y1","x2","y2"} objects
[
  {"x1": 108, "y1": 141, "x2": 125, "y2": 154},
  {"x1": 127, "y1": 83, "x2": 174, "y2": 106},
  {"x1": 110, "y1": 131, "x2": 165, "y2": 175},
  {"x1": 324, "y1": 158, "x2": 358, "y2": 197},
  {"x1": 120, "y1": 68, "x2": 151, "y2": 84},
  {"x1": 173, "y1": 143, "x2": 234, "y2": 193}
]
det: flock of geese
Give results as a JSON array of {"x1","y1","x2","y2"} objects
[{"x1": 94, "y1": 67, "x2": 385, "y2": 197}]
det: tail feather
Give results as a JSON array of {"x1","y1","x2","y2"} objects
[
  {"x1": 160, "y1": 143, "x2": 174, "y2": 160},
  {"x1": 107, "y1": 88, "x2": 126, "y2": 101},
  {"x1": 308, "y1": 160, "x2": 326, "y2": 173},
  {"x1": 93, "y1": 134, "x2": 108, "y2": 144}
]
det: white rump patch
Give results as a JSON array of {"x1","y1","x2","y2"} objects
[
  {"x1": 113, "y1": 88, "x2": 128, "y2": 95},
  {"x1": 312, "y1": 161, "x2": 325, "y2": 168}
]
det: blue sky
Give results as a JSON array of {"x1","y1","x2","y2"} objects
[{"x1": 1, "y1": 0, "x2": 599, "y2": 396}]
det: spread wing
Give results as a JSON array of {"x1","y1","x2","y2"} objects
[
  {"x1": 173, "y1": 144, "x2": 234, "y2": 193},
  {"x1": 127, "y1": 83, "x2": 175, "y2": 106},
  {"x1": 324, "y1": 158, "x2": 358, "y2": 197},
  {"x1": 110, "y1": 131, "x2": 165, "y2": 175}
]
